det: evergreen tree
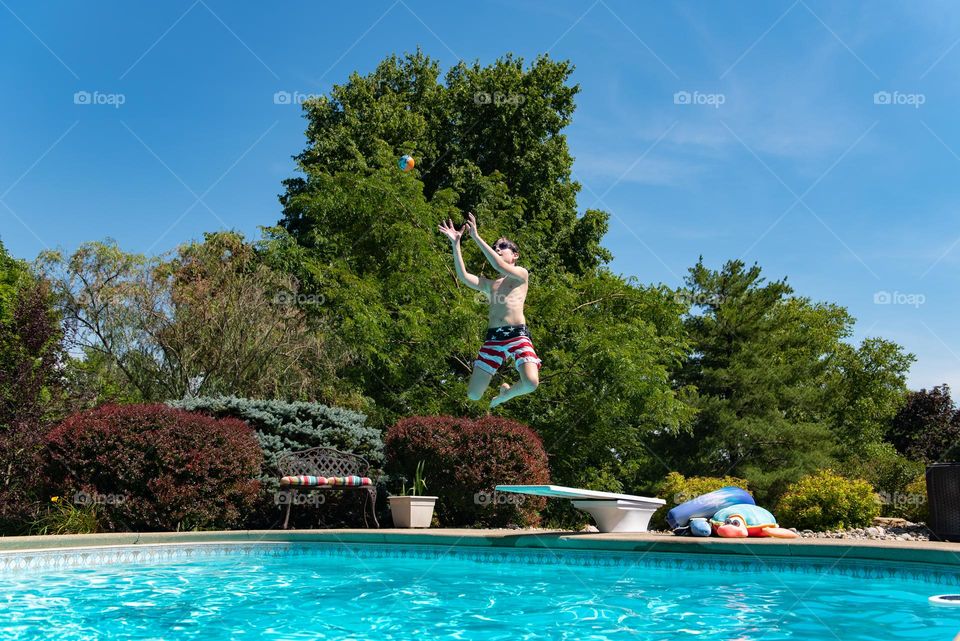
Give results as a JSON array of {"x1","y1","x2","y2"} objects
[{"x1": 660, "y1": 258, "x2": 911, "y2": 502}]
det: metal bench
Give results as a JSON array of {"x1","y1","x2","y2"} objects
[{"x1": 276, "y1": 446, "x2": 379, "y2": 529}]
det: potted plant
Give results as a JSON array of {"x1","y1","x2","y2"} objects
[{"x1": 388, "y1": 461, "x2": 438, "y2": 528}]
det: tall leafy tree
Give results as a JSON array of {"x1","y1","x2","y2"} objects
[
  {"x1": 40, "y1": 233, "x2": 350, "y2": 404},
  {"x1": 821, "y1": 338, "x2": 913, "y2": 457},
  {"x1": 38, "y1": 240, "x2": 155, "y2": 402},
  {"x1": 267, "y1": 51, "x2": 691, "y2": 495},
  {"x1": 0, "y1": 238, "x2": 30, "y2": 321},
  {"x1": 279, "y1": 50, "x2": 610, "y2": 276},
  {"x1": 512, "y1": 270, "x2": 695, "y2": 492}
]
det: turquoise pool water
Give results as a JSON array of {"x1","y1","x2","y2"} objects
[{"x1": 1, "y1": 543, "x2": 959, "y2": 640}]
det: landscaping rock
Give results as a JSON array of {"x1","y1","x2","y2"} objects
[{"x1": 796, "y1": 521, "x2": 930, "y2": 542}]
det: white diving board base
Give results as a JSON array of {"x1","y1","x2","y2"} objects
[{"x1": 495, "y1": 485, "x2": 665, "y2": 533}]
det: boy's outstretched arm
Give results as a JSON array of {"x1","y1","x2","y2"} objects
[
  {"x1": 439, "y1": 218, "x2": 487, "y2": 293},
  {"x1": 465, "y1": 212, "x2": 528, "y2": 282}
]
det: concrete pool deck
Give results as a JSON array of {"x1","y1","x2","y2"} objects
[{"x1": 2, "y1": 529, "x2": 960, "y2": 567}]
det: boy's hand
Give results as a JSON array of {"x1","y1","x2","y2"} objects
[
  {"x1": 465, "y1": 212, "x2": 479, "y2": 239},
  {"x1": 438, "y1": 218, "x2": 465, "y2": 243}
]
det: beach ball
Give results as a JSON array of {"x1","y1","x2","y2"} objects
[{"x1": 398, "y1": 154, "x2": 415, "y2": 172}]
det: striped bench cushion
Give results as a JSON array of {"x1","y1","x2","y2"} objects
[{"x1": 280, "y1": 475, "x2": 373, "y2": 487}]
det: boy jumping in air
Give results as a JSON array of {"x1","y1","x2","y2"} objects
[{"x1": 439, "y1": 212, "x2": 541, "y2": 408}]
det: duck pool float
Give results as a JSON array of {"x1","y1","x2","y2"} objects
[{"x1": 710, "y1": 504, "x2": 798, "y2": 538}]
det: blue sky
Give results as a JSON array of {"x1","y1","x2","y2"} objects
[{"x1": 2, "y1": 1, "x2": 959, "y2": 392}]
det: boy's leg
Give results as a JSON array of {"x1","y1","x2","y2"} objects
[
  {"x1": 490, "y1": 362, "x2": 539, "y2": 408},
  {"x1": 467, "y1": 367, "x2": 495, "y2": 401}
]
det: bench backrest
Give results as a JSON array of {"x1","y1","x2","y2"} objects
[{"x1": 275, "y1": 446, "x2": 372, "y2": 478}]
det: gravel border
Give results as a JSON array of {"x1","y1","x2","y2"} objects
[
  {"x1": 797, "y1": 522, "x2": 931, "y2": 541},
  {"x1": 632, "y1": 521, "x2": 936, "y2": 541}
]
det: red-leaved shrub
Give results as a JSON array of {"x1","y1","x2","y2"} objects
[
  {"x1": 385, "y1": 415, "x2": 550, "y2": 527},
  {"x1": 44, "y1": 404, "x2": 262, "y2": 531}
]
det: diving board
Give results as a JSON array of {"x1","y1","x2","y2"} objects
[{"x1": 495, "y1": 485, "x2": 665, "y2": 533}]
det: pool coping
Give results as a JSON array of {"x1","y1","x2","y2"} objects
[{"x1": 2, "y1": 529, "x2": 960, "y2": 568}]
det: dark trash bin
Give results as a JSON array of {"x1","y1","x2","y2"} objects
[{"x1": 926, "y1": 462, "x2": 960, "y2": 542}]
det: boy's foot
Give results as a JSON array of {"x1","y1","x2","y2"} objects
[{"x1": 490, "y1": 383, "x2": 511, "y2": 408}]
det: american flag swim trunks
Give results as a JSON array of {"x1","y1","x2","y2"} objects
[{"x1": 473, "y1": 324, "x2": 542, "y2": 375}]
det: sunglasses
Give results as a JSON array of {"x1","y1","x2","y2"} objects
[{"x1": 495, "y1": 242, "x2": 515, "y2": 252}]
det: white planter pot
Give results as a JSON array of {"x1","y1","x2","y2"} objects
[{"x1": 388, "y1": 496, "x2": 438, "y2": 528}]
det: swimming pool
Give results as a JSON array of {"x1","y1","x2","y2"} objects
[{"x1": 1, "y1": 542, "x2": 959, "y2": 640}]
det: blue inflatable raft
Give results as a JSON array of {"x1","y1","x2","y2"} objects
[{"x1": 666, "y1": 486, "x2": 754, "y2": 529}]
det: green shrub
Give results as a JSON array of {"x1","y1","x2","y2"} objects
[
  {"x1": 777, "y1": 469, "x2": 879, "y2": 531},
  {"x1": 893, "y1": 474, "x2": 928, "y2": 523},
  {"x1": 847, "y1": 442, "x2": 925, "y2": 517},
  {"x1": 651, "y1": 472, "x2": 750, "y2": 530}
]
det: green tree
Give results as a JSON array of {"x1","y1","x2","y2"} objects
[
  {"x1": 821, "y1": 338, "x2": 912, "y2": 457},
  {"x1": 38, "y1": 240, "x2": 155, "y2": 402},
  {"x1": 0, "y1": 238, "x2": 30, "y2": 321},
  {"x1": 512, "y1": 270, "x2": 695, "y2": 493},
  {"x1": 279, "y1": 50, "x2": 610, "y2": 277},
  {"x1": 659, "y1": 258, "x2": 911, "y2": 503},
  {"x1": 266, "y1": 51, "x2": 692, "y2": 499},
  {"x1": 40, "y1": 233, "x2": 351, "y2": 404}
]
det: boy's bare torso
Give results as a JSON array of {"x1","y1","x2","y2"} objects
[
  {"x1": 438, "y1": 212, "x2": 540, "y2": 406},
  {"x1": 485, "y1": 275, "x2": 527, "y2": 327}
]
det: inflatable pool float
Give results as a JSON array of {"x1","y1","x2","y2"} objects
[
  {"x1": 666, "y1": 486, "x2": 754, "y2": 529},
  {"x1": 710, "y1": 504, "x2": 798, "y2": 538}
]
